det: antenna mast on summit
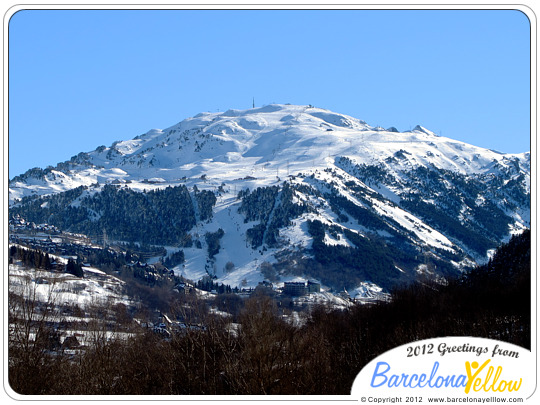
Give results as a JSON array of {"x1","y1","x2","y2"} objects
[{"x1": 253, "y1": 97, "x2": 255, "y2": 108}]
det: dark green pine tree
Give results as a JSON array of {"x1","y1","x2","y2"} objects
[
  {"x1": 43, "y1": 253, "x2": 52, "y2": 270},
  {"x1": 66, "y1": 258, "x2": 84, "y2": 278}
]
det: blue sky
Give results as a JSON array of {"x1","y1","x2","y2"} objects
[{"x1": 8, "y1": 8, "x2": 531, "y2": 177}]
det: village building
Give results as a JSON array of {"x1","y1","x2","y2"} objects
[
  {"x1": 307, "y1": 280, "x2": 321, "y2": 293},
  {"x1": 284, "y1": 280, "x2": 321, "y2": 296},
  {"x1": 283, "y1": 282, "x2": 308, "y2": 296}
]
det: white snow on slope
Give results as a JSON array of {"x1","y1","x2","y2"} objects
[{"x1": 9, "y1": 104, "x2": 530, "y2": 202}]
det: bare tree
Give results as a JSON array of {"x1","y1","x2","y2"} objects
[{"x1": 8, "y1": 266, "x2": 66, "y2": 394}]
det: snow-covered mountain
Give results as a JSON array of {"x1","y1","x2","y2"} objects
[{"x1": 9, "y1": 104, "x2": 530, "y2": 295}]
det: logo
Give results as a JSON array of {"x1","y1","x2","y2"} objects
[
  {"x1": 464, "y1": 359, "x2": 522, "y2": 394},
  {"x1": 352, "y1": 337, "x2": 531, "y2": 399}
]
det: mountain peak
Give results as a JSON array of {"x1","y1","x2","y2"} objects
[
  {"x1": 412, "y1": 125, "x2": 436, "y2": 136},
  {"x1": 9, "y1": 104, "x2": 529, "y2": 203}
]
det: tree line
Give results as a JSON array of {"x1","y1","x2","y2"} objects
[{"x1": 9, "y1": 245, "x2": 53, "y2": 270}]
